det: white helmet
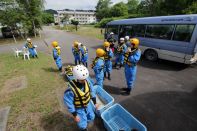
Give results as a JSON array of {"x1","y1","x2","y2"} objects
[
  {"x1": 120, "y1": 38, "x2": 125, "y2": 41},
  {"x1": 27, "y1": 38, "x2": 31, "y2": 41},
  {"x1": 72, "y1": 65, "x2": 89, "y2": 80},
  {"x1": 78, "y1": 43, "x2": 82, "y2": 47},
  {"x1": 110, "y1": 32, "x2": 114, "y2": 35},
  {"x1": 125, "y1": 36, "x2": 129, "y2": 41}
]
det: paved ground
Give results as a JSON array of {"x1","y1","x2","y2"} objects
[{"x1": 1, "y1": 26, "x2": 197, "y2": 131}]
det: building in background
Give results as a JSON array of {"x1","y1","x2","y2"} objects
[{"x1": 54, "y1": 9, "x2": 97, "y2": 25}]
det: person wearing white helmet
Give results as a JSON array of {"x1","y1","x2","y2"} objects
[
  {"x1": 64, "y1": 65, "x2": 98, "y2": 131},
  {"x1": 125, "y1": 36, "x2": 130, "y2": 47},
  {"x1": 113, "y1": 37, "x2": 127, "y2": 69},
  {"x1": 107, "y1": 32, "x2": 116, "y2": 52},
  {"x1": 24, "y1": 38, "x2": 38, "y2": 58},
  {"x1": 79, "y1": 43, "x2": 88, "y2": 67}
]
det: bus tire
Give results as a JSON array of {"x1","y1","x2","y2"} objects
[{"x1": 144, "y1": 49, "x2": 158, "y2": 61}]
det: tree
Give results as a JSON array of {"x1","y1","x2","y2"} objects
[
  {"x1": 183, "y1": 2, "x2": 197, "y2": 14},
  {"x1": 71, "y1": 19, "x2": 79, "y2": 31},
  {"x1": 110, "y1": 2, "x2": 128, "y2": 17},
  {"x1": 127, "y1": 0, "x2": 139, "y2": 14},
  {"x1": 95, "y1": 0, "x2": 112, "y2": 21},
  {"x1": 42, "y1": 12, "x2": 54, "y2": 24}
]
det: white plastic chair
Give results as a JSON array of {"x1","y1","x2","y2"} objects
[
  {"x1": 23, "y1": 47, "x2": 30, "y2": 60},
  {"x1": 12, "y1": 48, "x2": 22, "y2": 57}
]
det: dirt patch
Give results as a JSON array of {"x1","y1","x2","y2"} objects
[{"x1": 1, "y1": 76, "x2": 27, "y2": 94}]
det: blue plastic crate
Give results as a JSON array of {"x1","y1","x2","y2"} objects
[
  {"x1": 91, "y1": 86, "x2": 114, "y2": 116},
  {"x1": 101, "y1": 104, "x2": 147, "y2": 131}
]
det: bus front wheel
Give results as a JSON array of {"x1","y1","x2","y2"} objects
[{"x1": 144, "y1": 49, "x2": 158, "y2": 61}]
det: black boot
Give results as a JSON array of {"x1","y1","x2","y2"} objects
[
  {"x1": 108, "y1": 73, "x2": 111, "y2": 80},
  {"x1": 79, "y1": 61, "x2": 81, "y2": 64},
  {"x1": 119, "y1": 64, "x2": 122, "y2": 69},
  {"x1": 113, "y1": 63, "x2": 117, "y2": 68},
  {"x1": 35, "y1": 55, "x2": 38, "y2": 58},
  {"x1": 104, "y1": 72, "x2": 106, "y2": 78},
  {"x1": 59, "y1": 67, "x2": 62, "y2": 72},
  {"x1": 85, "y1": 62, "x2": 88, "y2": 67}
]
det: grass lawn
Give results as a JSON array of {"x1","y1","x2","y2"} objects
[
  {"x1": 55, "y1": 25, "x2": 104, "y2": 40},
  {"x1": 0, "y1": 53, "x2": 74, "y2": 131}
]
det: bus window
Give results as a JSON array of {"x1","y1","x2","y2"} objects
[
  {"x1": 107, "y1": 25, "x2": 119, "y2": 35},
  {"x1": 145, "y1": 25, "x2": 174, "y2": 40},
  {"x1": 119, "y1": 25, "x2": 145, "y2": 38},
  {"x1": 132, "y1": 25, "x2": 146, "y2": 37},
  {"x1": 173, "y1": 24, "x2": 195, "y2": 42}
]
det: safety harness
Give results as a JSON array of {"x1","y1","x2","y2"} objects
[
  {"x1": 91, "y1": 57, "x2": 104, "y2": 69},
  {"x1": 73, "y1": 47, "x2": 80, "y2": 55},
  {"x1": 82, "y1": 46, "x2": 88, "y2": 56},
  {"x1": 104, "y1": 50, "x2": 111, "y2": 61},
  {"x1": 68, "y1": 80, "x2": 91, "y2": 108},
  {"x1": 124, "y1": 48, "x2": 138, "y2": 66},
  {"x1": 55, "y1": 46, "x2": 61, "y2": 55},
  {"x1": 65, "y1": 65, "x2": 73, "y2": 76},
  {"x1": 116, "y1": 44, "x2": 125, "y2": 54},
  {"x1": 27, "y1": 42, "x2": 33, "y2": 48}
]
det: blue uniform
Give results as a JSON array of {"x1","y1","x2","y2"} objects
[
  {"x1": 80, "y1": 46, "x2": 88, "y2": 64},
  {"x1": 64, "y1": 79, "x2": 96, "y2": 130},
  {"x1": 25, "y1": 42, "x2": 37, "y2": 57},
  {"x1": 92, "y1": 57, "x2": 104, "y2": 87},
  {"x1": 72, "y1": 47, "x2": 81, "y2": 65},
  {"x1": 104, "y1": 49, "x2": 113, "y2": 73},
  {"x1": 53, "y1": 47, "x2": 62, "y2": 71},
  {"x1": 124, "y1": 49, "x2": 141, "y2": 89},
  {"x1": 115, "y1": 44, "x2": 127, "y2": 65}
]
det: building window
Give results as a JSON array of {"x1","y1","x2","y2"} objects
[
  {"x1": 173, "y1": 24, "x2": 195, "y2": 42},
  {"x1": 145, "y1": 24, "x2": 174, "y2": 40}
]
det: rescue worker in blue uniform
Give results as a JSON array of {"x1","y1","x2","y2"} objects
[
  {"x1": 72, "y1": 41, "x2": 81, "y2": 65},
  {"x1": 24, "y1": 38, "x2": 38, "y2": 58},
  {"x1": 79, "y1": 43, "x2": 88, "y2": 67},
  {"x1": 114, "y1": 38, "x2": 127, "y2": 69},
  {"x1": 52, "y1": 41, "x2": 62, "y2": 71},
  {"x1": 91, "y1": 48, "x2": 105, "y2": 87},
  {"x1": 122, "y1": 38, "x2": 141, "y2": 95},
  {"x1": 64, "y1": 65, "x2": 98, "y2": 131},
  {"x1": 125, "y1": 36, "x2": 130, "y2": 47},
  {"x1": 103, "y1": 42, "x2": 113, "y2": 80}
]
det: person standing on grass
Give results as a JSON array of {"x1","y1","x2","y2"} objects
[
  {"x1": 113, "y1": 38, "x2": 127, "y2": 69},
  {"x1": 52, "y1": 41, "x2": 62, "y2": 72},
  {"x1": 122, "y1": 38, "x2": 141, "y2": 95},
  {"x1": 64, "y1": 65, "x2": 99, "y2": 131},
  {"x1": 72, "y1": 41, "x2": 81, "y2": 65},
  {"x1": 24, "y1": 38, "x2": 38, "y2": 58},
  {"x1": 91, "y1": 48, "x2": 105, "y2": 87},
  {"x1": 78, "y1": 43, "x2": 88, "y2": 67},
  {"x1": 103, "y1": 42, "x2": 113, "y2": 80}
]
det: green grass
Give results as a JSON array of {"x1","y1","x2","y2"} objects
[
  {"x1": 55, "y1": 25, "x2": 104, "y2": 40},
  {"x1": 0, "y1": 53, "x2": 70, "y2": 130}
]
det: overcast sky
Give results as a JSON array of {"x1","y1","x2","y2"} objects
[{"x1": 45, "y1": 0, "x2": 128, "y2": 10}]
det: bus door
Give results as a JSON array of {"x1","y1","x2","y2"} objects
[{"x1": 105, "y1": 25, "x2": 119, "y2": 42}]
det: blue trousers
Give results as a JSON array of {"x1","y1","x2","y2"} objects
[
  {"x1": 74, "y1": 55, "x2": 81, "y2": 65},
  {"x1": 115, "y1": 54, "x2": 124, "y2": 65},
  {"x1": 76, "y1": 103, "x2": 95, "y2": 130},
  {"x1": 81, "y1": 54, "x2": 88, "y2": 63},
  {"x1": 28, "y1": 48, "x2": 37, "y2": 57},
  {"x1": 55, "y1": 57, "x2": 62, "y2": 70},
  {"x1": 95, "y1": 71, "x2": 104, "y2": 87},
  {"x1": 124, "y1": 64, "x2": 137, "y2": 89},
  {"x1": 104, "y1": 60, "x2": 112, "y2": 73}
]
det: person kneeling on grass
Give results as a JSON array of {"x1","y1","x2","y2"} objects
[
  {"x1": 24, "y1": 38, "x2": 38, "y2": 58},
  {"x1": 52, "y1": 41, "x2": 62, "y2": 72},
  {"x1": 64, "y1": 65, "x2": 99, "y2": 131}
]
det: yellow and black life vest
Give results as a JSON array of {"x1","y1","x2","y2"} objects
[
  {"x1": 69, "y1": 80, "x2": 91, "y2": 108},
  {"x1": 55, "y1": 46, "x2": 61, "y2": 55},
  {"x1": 104, "y1": 50, "x2": 111, "y2": 60},
  {"x1": 91, "y1": 57, "x2": 104, "y2": 68},
  {"x1": 73, "y1": 47, "x2": 80, "y2": 55},
  {"x1": 124, "y1": 49, "x2": 138, "y2": 66},
  {"x1": 82, "y1": 46, "x2": 88, "y2": 55},
  {"x1": 65, "y1": 65, "x2": 73, "y2": 76},
  {"x1": 116, "y1": 44, "x2": 124, "y2": 53},
  {"x1": 27, "y1": 42, "x2": 33, "y2": 48}
]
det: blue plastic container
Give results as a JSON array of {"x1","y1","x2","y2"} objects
[
  {"x1": 91, "y1": 86, "x2": 114, "y2": 116},
  {"x1": 101, "y1": 104, "x2": 147, "y2": 131}
]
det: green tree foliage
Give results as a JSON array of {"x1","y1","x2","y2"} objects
[
  {"x1": 42, "y1": 12, "x2": 54, "y2": 24},
  {"x1": 183, "y1": 1, "x2": 197, "y2": 14},
  {"x1": 95, "y1": 0, "x2": 112, "y2": 21},
  {"x1": 110, "y1": 2, "x2": 128, "y2": 17},
  {"x1": 71, "y1": 19, "x2": 79, "y2": 31},
  {"x1": 127, "y1": 0, "x2": 139, "y2": 14}
]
